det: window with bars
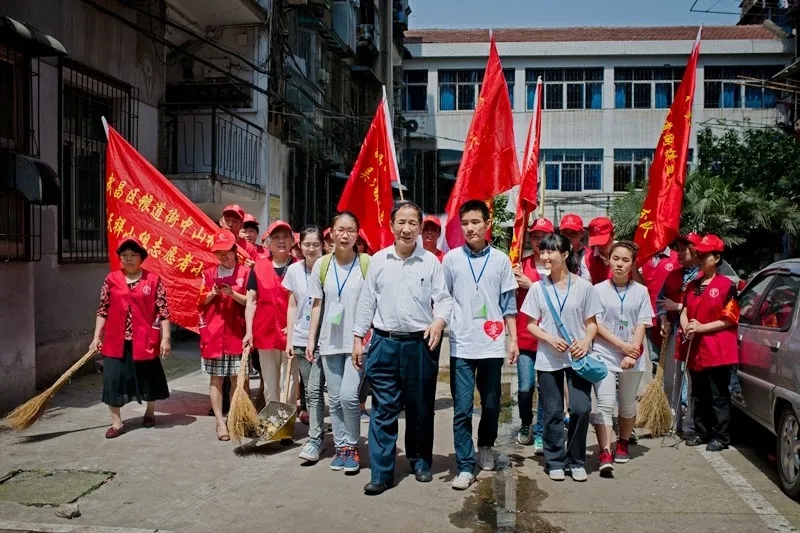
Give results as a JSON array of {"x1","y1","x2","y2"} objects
[
  {"x1": 540, "y1": 149, "x2": 603, "y2": 192},
  {"x1": 59, "y1": 60, "x2": 139, "y2": 263},
  {"x1": 438, "y1": 68, "x2": 514, "y2": 111},
  {"x1": 402, "y1": 69, "x2": 428, "y2": 112},
  {"x1": 526, "y1": 68, "x2": 602, "y2": 110},
  {"x1": 613, "y1": 148, "x2": 694, "y2": 192},
  {"x1": 614, "y1": 67, "x2": 684, "y2": 109},
  {"x1": 704, "y1": 66, "x2": 782, "y2": 109}
]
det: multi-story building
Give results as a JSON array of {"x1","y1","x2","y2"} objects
[{"x1": 400, "y1": 25, "x2": 793, "y2": 222}]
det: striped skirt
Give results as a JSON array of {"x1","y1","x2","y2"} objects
[{"x1": 201, "y1": 354, "x2": 242, "y2": 377}]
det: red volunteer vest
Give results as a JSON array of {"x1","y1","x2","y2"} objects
[
  {"x1": 238, "y1": 238, "x2": 259, "y2": 261},
  {"x1": 199, "y1": 264, "x2": 250, "y2": 359},
  {"x1": 642, "y1": 250, "x2": 681, "y2": 346},
  {"x1": 252, "y1": 258, "x2": 289, "y2": 350},
  {"x1": 101, "y1": 269, "x2": 161, "y2": 361},
  {"x1": 585, "y1": 249, "x2": 611, "y2": 285},
  {"x1": 516, "y1": 255, "x2": 542, "y2": 352},
  {"x1": 254, "y1": 244, "x2": 270, "y2": 261},
  {"x1": 683, "y1": 274, "x2": 738, "y2": 371}
]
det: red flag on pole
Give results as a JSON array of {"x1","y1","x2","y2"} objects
[
  {"x1": 105, "y1": 124, "x2": 232, "y2": 330},
  {"x1": 337, "y1": 86, "x2": 398, "y2": 252},
  {"x1": 634, "y1": 29, "x2": 701, "y2": 267},
  {"x1": 444, "y1": 33, "x2": 520, "y2": 249},
  {"x1": 509, "y1": 76, "x2": 543, "y2": 265}
]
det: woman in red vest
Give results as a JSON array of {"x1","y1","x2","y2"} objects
[
  {"x1": 679, "y1": 234, "x2": 739, "y2": 452},
  {"x1": 199, "y1": 229, "x2": 250, "y2": 441},
  {"x1": 513, "y1": 217, "x2": 553, "y2": 454},
  {"x1": 89, "y1": 237, "x2": 171, "y2": 439},
  {"x1": 243, "y1": 221, "x2": 298, "y2": 422}
]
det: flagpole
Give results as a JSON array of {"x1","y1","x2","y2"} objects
[
  {"x1": 101, "y1": 116, "x2": 109, "y2": 140},
  {"x1": 538, "y1": 163, "x2": 546, "y2": 218},
  {"x1": 382, "y1": 85, "x2": 404, "y2": 201}
]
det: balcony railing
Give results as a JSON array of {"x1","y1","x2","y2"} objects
[{"x1": 161, "y1": 104, "x2": 263, "y2": 188}]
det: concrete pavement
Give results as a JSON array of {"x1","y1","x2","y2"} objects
[{"x1": 0, "y1": 339, "x2": 798, "y2": 533}]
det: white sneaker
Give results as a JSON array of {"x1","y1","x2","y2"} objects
[
  {"x1": 452, "y1": 471, "x2": 475, "y2": 490},
  {"x1": 478, "y1": 446, "x2": 497, "y2": 471},
  {"x1": 548, "y1": 469, "x2": 566, "y2": 481},
  {"x1": 298, "y1": 442, "x2": 321, "y2": 462},
  {"x1": 570, "y1": 467, "x2": 588, "y2": 482}
]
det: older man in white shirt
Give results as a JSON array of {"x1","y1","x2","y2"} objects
[{"x1": 352, "y1": 201, "x2": 453, "y2": 496}]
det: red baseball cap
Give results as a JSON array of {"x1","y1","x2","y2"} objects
[
  {"x1": 674, "y1": 232, "x2": 701, "y2": 246},
  {"x1": 588, "y1": 217, "x2": 614, "y2": 247},
  {"x1": 211, "y1": 229, "x2": 237, "y2": 252},
  {"x1": 559, "y1": 214, "x2": 584, "y2": 232},
  {"x1": 116, "y1": 237, "x2": 148, "y2": 261},
  {"x1": 243, "y1": 214, "x2": 259, "y2": 228},
  {"x1": 323, "y1": 227, "x2": 332, "y2": 238},
  {"x1": 422, "y1": 215, "x2": 442, "y2": 230},
  {"x1": 222, "y1": 204, "x2": 245, "y2": 220},
  {"x1": 261, "y1": 220, "x2": 292, "y2": 241},
  {"x1": 694, "y1": 234, "x2": 725, "y2": 254},
  {"x1": 530, "y1": 217, "x2": 554, "y2": 235}
]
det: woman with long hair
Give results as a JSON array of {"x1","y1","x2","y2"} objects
[
  {"x1": 307, "y1": 212, "x2": 369, "y2": 474},
  {"x1": 591, "y1": 241, "x2": 654, "y2": 473},
  {"x1": 520, "y1": 234, "x2": 603, "y2": 482},
  {"x1": 284, "y1": 225, "x2": 326, "y2": 462}
]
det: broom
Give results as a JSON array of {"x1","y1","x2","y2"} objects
[
  {"x1": 227, "y1": 345, "x2": 260, "y2": 442},
  {"x1": 2, "y1": 349, "x2": 97, "y2": 431},
  {"x1": 636, "y1": 335, "x2": 674, "y2": 437}
]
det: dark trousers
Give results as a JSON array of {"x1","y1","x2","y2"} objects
[
  {"x1": 366, "y1": 334, "x2": 440, "y2": 484},
  {"x1": 451, "y1": 357, "x2": 503, "y2": 473},
  {"x1": 537, "y1": 368, "x2": 592, "y2": 471},
  {"x1": 690, "y1": 365, "x2": 733, "y2": 445}
]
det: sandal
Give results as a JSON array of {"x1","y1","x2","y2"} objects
[
  {"x1": 142, "y1": 415, "x2": 156, "y2": 428},
  {"x1": 217, "y1": 427, "x2": 231, "y2": 441}
]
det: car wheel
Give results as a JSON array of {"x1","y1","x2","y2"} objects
[{"x1": 777, "y1": 406, "x2": 800, "y2": 499}]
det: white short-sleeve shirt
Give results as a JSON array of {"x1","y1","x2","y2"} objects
[
  {"x1": 520, "y1": 274, "x2": 604, "y2": 371},
  {"x1": 592, "y1": 280, "x2": 654, "y2": 372},
  {"x1": 443, "y1": 246, "x2": 518, "y2": 359},
  {"x1": 282, "y1": 261, "x2": 314, "y2": 348},
  {"x1": 307, "y1": 255, "x2": 366, "y2": 356}
]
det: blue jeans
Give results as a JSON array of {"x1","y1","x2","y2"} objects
[
  {"x1": 451, "y1": 357, "x2": 504, "y2": 474},
  {"x1": 366, "y1": 333, "x2": 440, "y2": 484},
  {"x1": 517, "y1": 350, "x2": 544, "y2": 437},
  {"x1": 296, "y1": 347, "x2": 325, "y2": 447},
  {"x1": 321, "y1": 353, "x2": 362, "y2": 448}
]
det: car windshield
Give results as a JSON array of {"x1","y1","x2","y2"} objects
[{"x1": 719, "y1": 260, "x2": 736, "y2": 277}]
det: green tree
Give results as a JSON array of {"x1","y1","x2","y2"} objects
[{"x1": 490, "y1": 194, "x2": 512, "y2": 253}]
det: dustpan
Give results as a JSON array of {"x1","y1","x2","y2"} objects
[{"x1": 255, "y1": 357, "x2": 297, "y2": 443}]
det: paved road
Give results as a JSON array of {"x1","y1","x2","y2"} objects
[{"x1": 0, "y1": 339, "x2": 798, "y2": 533}]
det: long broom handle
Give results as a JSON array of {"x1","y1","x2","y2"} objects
[{"x1": 47, "y1": 349, "x2": 97, "y2": 395}]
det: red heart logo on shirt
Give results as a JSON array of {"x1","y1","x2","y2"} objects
[{"x1": 483, "y1": 320, "x2": 504, "y2": 341}]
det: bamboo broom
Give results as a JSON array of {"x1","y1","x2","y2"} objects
[
  {"x1": 636, "y1": 336, "x2": 674, "y2": 437},
  {"x1": 2, "y1": 349, "x2": 97, "y2": 431},
  {"x1": 227, "y1": 345, "x2": 259, "y2": 442}
]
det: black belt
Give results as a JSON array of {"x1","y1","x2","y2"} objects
[{"x1": 374, "y1": 329, "x2": 425, "y2": 341}]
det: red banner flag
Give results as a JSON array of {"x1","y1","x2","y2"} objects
[
  {"x1": 509, "y1": 76, "x2": 543, "y2": 265},
  {"x1": 633, "y1": 30, "x2": 701, "y2": 267},
  {"x1": 444, "y1": 34, "x2": 520, "y2": 249},
  {"x1": 337, "y1": 87, "x2": 398, "y2": 251},
  {"x1": 105, "y1": 125, "x2": 223, "y2": 330}
]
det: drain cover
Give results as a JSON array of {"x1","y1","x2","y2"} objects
[{"x1": 0, "y1": 469, "x2": 114, "y2": 506}]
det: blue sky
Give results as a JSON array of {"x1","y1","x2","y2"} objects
[{"x1": 409, "y1": 0, "x2": 741, "y2": 29}]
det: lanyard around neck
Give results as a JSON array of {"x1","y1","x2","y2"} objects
[
  {"x1": 548, "y1": 273, "x2": 571, "y2": 317},
  {"x1": 332, "y1": 254, "x2": 358, "y2": 300},
  {"x1": 464, "y1": 246, "x2": 491, "y2": 288},
  {"x1": 611, "y1": 279, "x2": 630, "y2": 314}
]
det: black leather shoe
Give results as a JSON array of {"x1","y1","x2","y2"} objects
[
  {"x1": 415, "y1": 469, "x2": 433, "y2": 483},
  {"x1": 685, "y1": 436, "x2": 709, "y2": 447},
  {"x1": 706, "y1": 439, "x2": 729, "y2": 452},
  {"x1": 364, "y1": 481, "x2": 390, "y2": 495}
]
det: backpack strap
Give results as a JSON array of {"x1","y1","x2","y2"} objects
[
  {"x1": 320, "y1": 253, "x2": 370, "y2": 285},
  {"x1": 358, "y1": 253, "x2": 370, "y2": 278}
]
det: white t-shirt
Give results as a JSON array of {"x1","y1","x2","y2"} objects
[
  {"x1": 520, "y1": 274, "x2": 603, "y2": 371},
  {"x1": 307, "y1": 254, "x2": 367, "y2": 356},
  {"x1": 282, "y1": 261, "x2": 314, "y2": 348},
  {"x1": 443, "y1": 246, "x2": 518, "y2": 359},
  {"x1": 592, "y1": 279, "x2": 654, "y2": 372}
]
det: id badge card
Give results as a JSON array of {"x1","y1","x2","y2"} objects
[
  {"x1": 326, "y1": 301, "x2": 344, "y2": 325},
  {"x1": 302, "y1": 297, "x2": 313, "y2": 325},
  {"x1": 471, "y1": 292, "x2": 487, "y2": 319},
  {"x1": 616, "y1": 319, "x2": 631, "y2": 342}
]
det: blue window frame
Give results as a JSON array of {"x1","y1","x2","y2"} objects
[
  {"x1": 614, "y1": 67, "x2": 683, "y2": 109},
  {"x1": 704, "y1": 66, "x2": 782, "y2": 109},
  {"x1": 613, "y1": 148, "x2": 695, "y2": 192},
  {"x1": 540, "y1": 149, "x2": 603, "y2": 192},
  {"x1": 438, "y1": 68, "x2": 514, "y2": 111},
  {"x1": 526, "y1": 69, "x2": 602, "y2": 110}
]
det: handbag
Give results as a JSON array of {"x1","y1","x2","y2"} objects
[{"x1": 540, "y1": 277, "x2": 608, "y2": 384}]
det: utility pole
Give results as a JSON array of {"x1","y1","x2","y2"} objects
[{"x1": 380, "y1": 0, "x2": 394, "y2": 117}]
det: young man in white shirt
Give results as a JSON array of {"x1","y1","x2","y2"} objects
[{"x1": 443, "y1": 200, "x2": 519, "y2": 490}]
